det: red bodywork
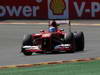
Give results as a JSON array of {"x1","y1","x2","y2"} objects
[{"x1": 23, "y1": 30, "x2": 73, "y2": 53}]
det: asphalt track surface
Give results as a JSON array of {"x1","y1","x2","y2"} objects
[{"x1": 0, "y1": 20, "x2": 100, "y2": 66}]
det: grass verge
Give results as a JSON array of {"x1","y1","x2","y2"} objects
[{"x1": 0, "y1": 60, "x2": 100, "y2": 75}]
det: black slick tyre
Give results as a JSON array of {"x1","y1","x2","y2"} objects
[
  {"x1": 74, "y1": 32, "x2": 84, "y2": 51},
  {"x1": 64, "y1": 32, "x2": 75, "y2": 53},
  {"x1": 21, "y1": 34, "x2": 33, "y2": 55}
]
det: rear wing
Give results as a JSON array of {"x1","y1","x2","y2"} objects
[{"x1": 49, "y1": 20, "x2": 72, "y2": 32}]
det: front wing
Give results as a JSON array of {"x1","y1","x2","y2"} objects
[{"x1": 22, "y1": 44, "x2": 72, "y2": 53}]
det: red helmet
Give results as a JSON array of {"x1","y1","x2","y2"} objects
[{"x1": 51, "y1": 21, "x2": 57, "y2": 27}]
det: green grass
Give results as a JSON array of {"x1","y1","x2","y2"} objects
[{"x1": 0, "y1": 60, "x2": 100, "y2": 75}]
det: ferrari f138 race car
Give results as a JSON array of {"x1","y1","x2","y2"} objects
[{"x1": 21, "y1": 20, "x2": 84, "y2": 55}]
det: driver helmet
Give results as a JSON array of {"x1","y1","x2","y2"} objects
[
  {"x1": 51, "y1": 20, "x2": 57, "y2": 27},
  {"x1": 48, "y1": 27, "x2": 56, "y2": 32}
]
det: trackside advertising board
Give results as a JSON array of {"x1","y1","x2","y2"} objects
[
  {"x1": 48, "y1": 0, "x2": 69, "y2": 20},
  {"x1": 0, "y1": 0, "x2": 48, "y2": 19},
  {"x1": 0, "y1": 0, "x2": 100, "y2": 19},
  {"x1": 0, "y1": 0, "x2": 68, "y2": 19},
  {"x1": 69, "y1": 0, "x2": 100, "y2": 19}
]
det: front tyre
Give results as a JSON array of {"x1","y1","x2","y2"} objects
[
  {"x1": 21, "y1": 34, "x2": 33, "y2": 55},
  {"x1": 64, "y1": 32, "x2": 75, "y2": 53},
  {"x1": 23, "y1": 51, "x2": 33, "y2": 56},
  {"x1": 74, "y1": 32, "x2": 84, "y2": 51}
]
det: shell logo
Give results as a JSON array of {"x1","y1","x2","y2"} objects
[{"x1": 50, "y1": 0, "x2": 66, "y2": 15}]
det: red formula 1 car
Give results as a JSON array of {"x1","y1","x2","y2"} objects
[{"x1": 21, "y1": 21, "x2": 84, "y2": 55}]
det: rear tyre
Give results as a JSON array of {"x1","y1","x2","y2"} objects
[
  {"x1": 74, "y1": 32, "x2": 84, "y2": 51},
  {"x1": 23, "y1": 51, "x2": 33, "y2": 56},
  {"x1": 21, "y1": 34, "x2": 33, "y2": 55},
  {"x1": 64, "y1": 32, "x2": 75, "y2": 53}
]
